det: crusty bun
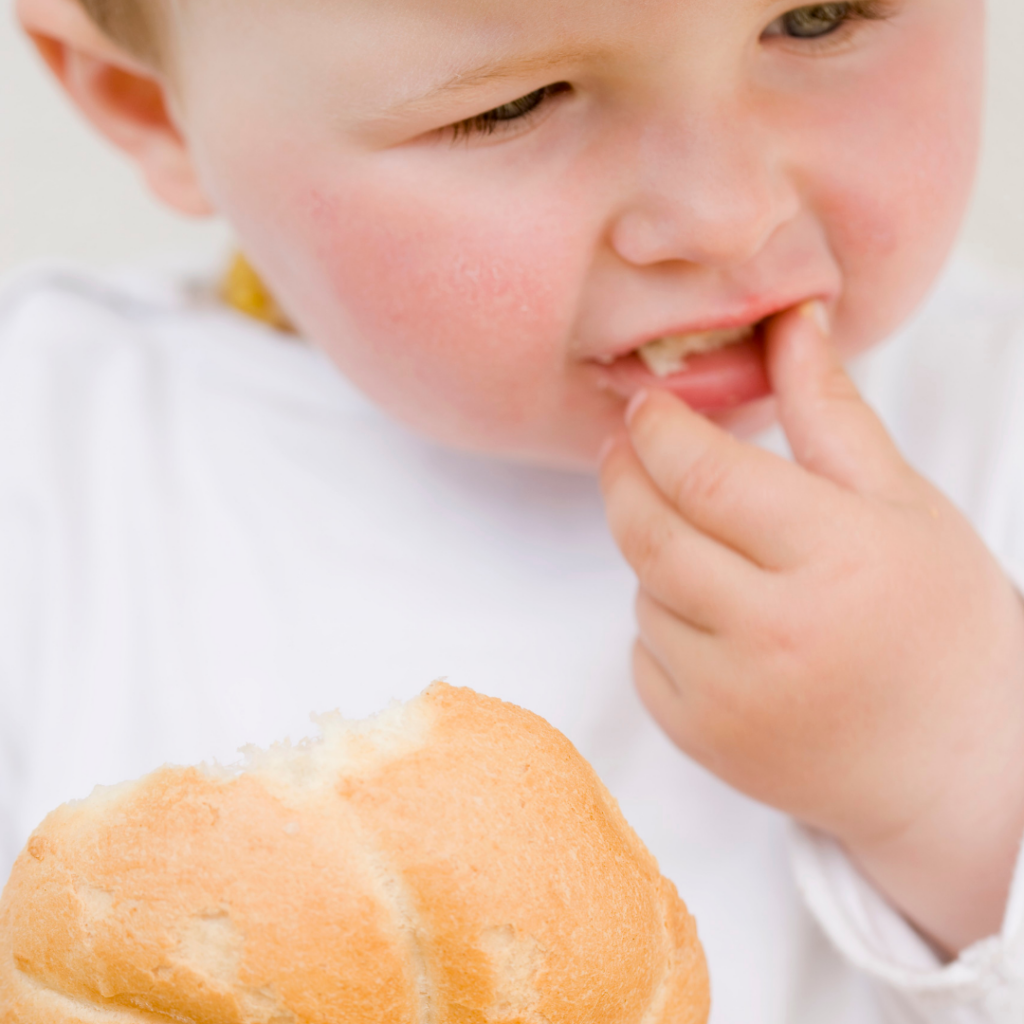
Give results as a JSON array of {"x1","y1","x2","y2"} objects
[{"x1": 0, "y1": 683, "x2": 709, "y2": 1023}]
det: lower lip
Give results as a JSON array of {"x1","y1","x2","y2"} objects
[{"x1": 596, "y1": 334, "x2": 770, "y2": 412}]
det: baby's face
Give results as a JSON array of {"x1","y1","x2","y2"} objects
[{"x1": 171, "y1": 0, "x2": 982, "y2": 467}]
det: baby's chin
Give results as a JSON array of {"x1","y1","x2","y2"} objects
[
  {"x1": 440, "y1": 430, "x2": 614, "y2": 476},
  {"x1": 443, "y1": 395, "x2": 781, "y2": 476}
]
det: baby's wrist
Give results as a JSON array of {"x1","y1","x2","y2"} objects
[
  {"x1": 826, "y1": 585, "x2": 1024, "y2": 955},
  {"x1": 840, "y1": 714, "x2": 1024, "y2": 956}
]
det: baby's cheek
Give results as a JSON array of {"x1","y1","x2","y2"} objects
[
  {"x1": 289, "y1": 182, "x2": 583, "y2": 443},
  {"x1": 814, "y1": 25, "x2": 981, "y2": 354}
]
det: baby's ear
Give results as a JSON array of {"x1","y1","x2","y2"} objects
[{"x1": 16, "y1": 0, "x2": 215, "y2": 217}]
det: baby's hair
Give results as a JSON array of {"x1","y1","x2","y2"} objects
[{"x1": 76, "y1": 0, "x2": 167, "y2": 68}]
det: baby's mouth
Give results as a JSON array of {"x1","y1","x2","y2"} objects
[
  {"x1": 635, "y1": 325, "x2": 756, "y2": 377},
  {"x1": 593, "y1": 319, "x2": 771, "y2": 412}
]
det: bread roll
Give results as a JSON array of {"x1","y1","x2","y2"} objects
[{"x1": 0, "y1": 682, "x2": 709, "y2": 1023}]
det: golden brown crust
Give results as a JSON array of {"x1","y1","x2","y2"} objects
[
  {"x1": 1, "y1": 769, "x2": 420, "y2": 1024},
  {"x1": 652, "y1": 878, "x2": 712, "y2": 1024},
  {"x1": 0, "y1": 683, "x2": 709, "y2": 1023}
]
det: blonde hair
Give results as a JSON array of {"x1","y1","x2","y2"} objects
[{"x1": 76, "y1": 0, "x2": 167, "y2": 67}]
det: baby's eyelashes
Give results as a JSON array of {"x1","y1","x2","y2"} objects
[
  {"x1": 762, "y1": 1, "x2": 894, "y2": 46},
  {"x1": 447, "y1": 83, "x2": 572, "y2": 142}
]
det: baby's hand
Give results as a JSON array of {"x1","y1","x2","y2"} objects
[{"x1": 600, "y1": 304, "x2": 1024, "y2": 954}]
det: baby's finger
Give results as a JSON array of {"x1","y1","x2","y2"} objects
[
  {"x1": 768, "y1": 302, "x2": 915, "y2": 499},
  {"x1": 633, "y1": 640, "x2": 691, "y2": 747},
  {"x1": 635, "y1": 589, "x2": 724, "y2": 672},
  {"x1": 601, "y1": 437, "x2": 764, "y2": 630},
  {"x1": 623, "y1": 390, "x2": 842, "y2": 570},
  {"x1": 630, "y1": 605, "x2": 733, "y2": 768}
]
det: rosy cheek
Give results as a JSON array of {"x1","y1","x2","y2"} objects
[
  {"x1": 810, "y1": 21, "x2": 982, "y2": 353},
  {"x1": 287, "y1": 180, "x2": 584, "y2": 434}
]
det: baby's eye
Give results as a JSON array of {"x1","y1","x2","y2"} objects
[
  {"x1": 450, "y1": 83, "x2": 571, "y2": 140},
  {"x1": 773, "y1": 3, "x2": 856, "y2": 39}
]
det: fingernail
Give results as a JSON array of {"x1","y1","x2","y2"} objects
[
  {"x1": 625, "y1": 389, "x2": 649, "y2": 427},
  {"x1": 597, "y1": 436, "x2": 617, "y2": 467},
  {"x1": 800, "y1": 300, "x2": 830, "y2": 336}
]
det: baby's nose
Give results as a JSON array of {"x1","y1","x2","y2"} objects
[{"x1": 608, "y1": 105, "x2": 800, "y2": 270}]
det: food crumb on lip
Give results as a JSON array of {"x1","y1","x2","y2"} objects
[{"x1": 637, "y1": 326, "x2": 756, "y2": 377}]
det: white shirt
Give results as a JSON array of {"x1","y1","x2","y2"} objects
[{"x1": 0, "y1": 257, "x2": 1022, "y2": 1023}]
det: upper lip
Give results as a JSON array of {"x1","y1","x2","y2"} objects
[{"x1": 587, "y1": 293, "x2": 824, "y2": 365}]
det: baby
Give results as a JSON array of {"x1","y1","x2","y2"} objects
[{"x1": 6, "y1": 0, "x2": 1024, "y2": 1019}]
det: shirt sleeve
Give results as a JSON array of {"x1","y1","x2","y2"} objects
[{"x1": 790, "y1": 823, "x2": 1024, "y2": 1023}]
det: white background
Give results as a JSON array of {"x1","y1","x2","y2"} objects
[{"x1": 2, "y1": 1, "x2": 1023, "y2": 280}]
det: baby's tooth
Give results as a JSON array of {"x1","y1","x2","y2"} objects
[
  {"x1": 638, "y1": 339, "x2": 689, "y2": 378},
  {"x1": 638, "y1": 326, "x2": 753, "y2": 378}
]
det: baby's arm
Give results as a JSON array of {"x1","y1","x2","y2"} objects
[{"x1": 599, "y1": 304, "x2": 1024, "y2": 956}]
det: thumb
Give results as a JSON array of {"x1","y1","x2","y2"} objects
[{"x1": 767, "y1": 301, "x2": 909, "y2": 496}]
